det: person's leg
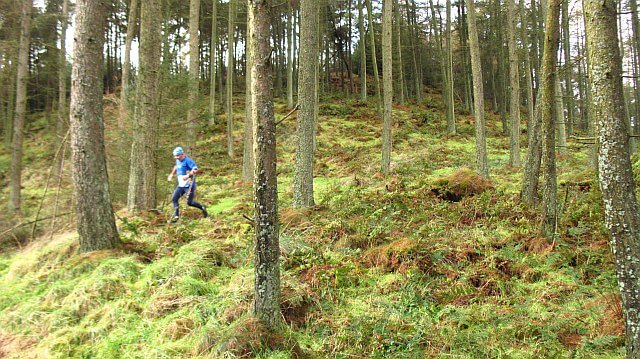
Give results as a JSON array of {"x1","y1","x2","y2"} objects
[
  {"x1": 186, "y1": 183, "x2": 207, "y2": 217},
  {"x1": 171, "y1": 186, "x2": 185, "y2": 218}
]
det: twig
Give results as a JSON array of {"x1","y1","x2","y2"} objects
[
  {"x1": 32, "y1": 130, "x2": 70, "y2": 239},
  {"x1": 242, "y1": 214, "x2": 255, "y2": 225},
  {"x1": 276, "y1": 104, "x2": 300, "y2": 126},
  {"x1": 50, "y1": 142, "x2": 68, "y2": 238}
]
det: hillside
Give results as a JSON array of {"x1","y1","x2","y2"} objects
[{"x1": 0, "y1": 91, "x2": 625, "y2": 358}]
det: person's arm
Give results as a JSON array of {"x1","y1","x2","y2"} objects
[
  {"x1": 167, "y1": 165, "x2": 176, "y2": 181},
  {"x1": 187, "y1": 159, "x2": 199, "y2": 176}
]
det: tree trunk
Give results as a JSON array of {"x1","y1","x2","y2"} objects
[
  {"x1": 540, "y1": 0, "x2": 561, "y2": 240},
  {"x1": 405, "y1": 0, "x2": 420, "y2": 102},
  {"x1": 187, "y1": 0, "x2": 200, "y2": 155},
  {"x1": 367, "y1": 0, "x2": 382, "y2": 114},
  {"x1": 561, "y1": 0, "x2": 574, "y2": 136},
  {"x1": 381, "y1": 0, "x2": 393, "y2": 174},
  {"x1": 445, "y1": 0, "x2": 455, "y2": 134},
  {"x1": 127, "y1": 0, "x2": 162, "y2": 211},
  {"x1": 293, "y1": 0, "x2": 318, "y2": 209},
  {"x1": 394, "y1": 1, "x2": 405, "y2": 106},
  {"x1": 465, "y1": 0, "x2": 489, "y2": 177},
  {"x1": 70, "y1": 0, "x2": 120, "y2": 252},
  {"x1": 227, "y1": 0, "x2": 236, "y2": 158},
  {"x1": 9, "y1": 0, "x2": 32, "y2": 213},
  {"x1": 555, "y1": 78, "x2": 567, "y2": 156},
  {"x1": 120, "y1": 0, "x2": 138, "y2": 124},
  {"x1": 54, "y1": 0, "x2": 69, "y2": 181},
  {"x1": 584, "y1": 0, "x2": 640, "y2": 355},
  {"x1": 507, "y1": 0, "x2": 521, "y2": 167},
  {"x1": 358, "y1": 0, "x2": 367, "y2": 101},
  {"x1": 242, "y1": 0, "x2": 254, "y2": 183},
  {"x1": 287, "y1": 1, "x2": 294, "y2": 108},
  {"x1": 521, "y1": 91, "x2": 543, "y2": 205},
  {"x1": 249, "y1": 0, "x2": 281, "y2": 329},
  {"x1": 520, "y1": 0, "x2": 535, "y2": 145},
  {"x1": 209, "y1": 0, "x2": 218, "y2": 125}
]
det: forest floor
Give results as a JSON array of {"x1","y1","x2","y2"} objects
[{"x1": 0, "y1": 87, "x2": 629, "y2": 358}]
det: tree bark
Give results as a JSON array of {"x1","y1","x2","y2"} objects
[
  {"x1": 358, "y1": 0, "x2": 367, "y2": 101},
  {"x1": 561, "y1": 0, "x2": 574, "y2": 136},
  {"x1": 465, "y1": 0, "x2": 489, "y2": 177},
  {"x1": 209, "y1": 0, "x2": 218, "y2": 125},
  {"x1": 445, "y1": 0, "x2": 455, "y2": 134},
  {"x1": 540, "y1": 0, "x2": 561, "y2": 240},
  {"x1": 293, "y1": 0, "x2": 318, "y2": 209},
  {"x1": 227, "y1": 0, "x2": 236, "y2": 158},
  {"x1": 120, "y1": 0, "x2": 138, "y2": 124},
  {"x1": 187, "y1": 0, "x2": 201, "y2": 155},
  {"x1": 54, "y1": 0, "x2": 69, "y2": 181},
  {"x1": 585, "y1": 0, "x2": 640, "y2": 355},
  {"x1": 287, "y1": 1, "x2": 294, "y2": 108},
  {"x1": 507, "y1": 0, "x2": 521, "y2": 167},
  {"x1": 381, "y1": 0, "x2": 393, "y2": 174},
  {"x1": 127, "y1": 0, "x2": 162, "y2": 211},
  {"x1": 9, "y1": 0, "x2": 32, "y2": 213},
  {"x1": 242, "y1": 0, "x2": 254, "y2": 183},
  {"x1": 70, "y1": 0, "x2": 120, "y2": 252},
  {"x1": 394, "y1": 1, "x2": 405, "y2": 106},
  {"x1": 249, "y1": 0, "x2": 281, "y2": 329},
  {"x1": 367, "y1": 0, "x2": 382, "y2": 114}
]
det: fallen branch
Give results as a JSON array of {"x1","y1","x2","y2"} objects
[
  {"x1": 276, "y1": 104, "x2": 299, "y2": 126},
  {"x1": 2, "y1": 212, "x2": 72, "y2": 242},
  {"x1": 242, "y1": 214, "x2": 255, "y2": 225}
]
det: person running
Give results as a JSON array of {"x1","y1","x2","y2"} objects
[{"x1": 167, "y1": 146, "x2": 208, "y2": 222}]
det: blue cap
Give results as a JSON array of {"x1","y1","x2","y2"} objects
[{"x1": 172, "y1": 147, "x2": 184, "y2": 156}]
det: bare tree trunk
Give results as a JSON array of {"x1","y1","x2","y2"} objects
[
  {"x1": 366, "y1": 0, "x2": 382, "y2": 114},
  {"x1": 561, "y1": 0, "x2": 574, "y2": 136},
  {"x1": 293, "y1": 0, "x2": 318, "y2": 209},
  {"x1": 227, "y1": 0, "x2": 236, "y2": 158},
  {"x1": 70, "y1": 0, "x2": 120, "y2": 252},
  {"x1": 519, "y1": 0, "x2": 535, "y2": 145},
  {"x1": 507, "y1": 0, "x2": 521, "y2": 167},
  {"x1": 405, "y1": 0, "x2": 420, "y2": 102},
  {"x1": 381, "y1": 0, "x2": 393, "y2": 174},
  {"x1": 187, "y1": 0, "x2": 200, "y2": 155},
  {"x1": 54, "y1": 0, "x2": 69, "y2": 181},
  {"x1": 127, "y1": 0, "x2": 162, "y2": 211},
  {"x1": 555, "y1": 79, "x2": 567, "y2": 156},
  {"x1": 358, "y1": 0, "x2": 367, "y2": 101},
  {"x1": 584, "y1": 0, "x2": 640, "y2": 355},
  {"x1": 242, "y1": 0, "x2": 254, "y2": 183},
  {"x1": 209, "y1": 0, "x2": 218, "y2": 125},
  {"x1": 120, "y1": 0, "x2": 138, "y2": 124},
  {"x1": 394, "y1": 1, "x2": 405, "y2": 106},
  {"x1": 287, "y1": 1, "x2": 294, "y2": 108},
  {"x1": 445, "y1": 0, "x2": 455, "y2": 134},
  {"x1": 249, "y1": 0, "x2": 281, "y2": 329},
  {"x1": 9, "y1": 0, "x2": 32, "y2": 213},
  {"x1": 465, "y1": 0, "x2": 489, "y2": 177},
  {"x1": 540, "y1": 0, "x2": 561, "y2": 240}
]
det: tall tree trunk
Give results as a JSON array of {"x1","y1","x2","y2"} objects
[
  {"x1": 521, "y1": 91, "x2": 543, "y2": 205},
  {"x1": 227, "y1": 0, "x2": 236, "y2": 157},
  {"x1": 507, "y1": 0, "x2": 521, "y2": 167},
  {"x1": 394, "y1": 1, "x2": 405, "y2": 106},
  {"x1": 465, "y1": 0, "x2": 489, "y2": 177},
  {"x1": 561, "y1": 0, "x2": 574, "y2": 136},
  {"x1": 242, "y1": 0, "x2": 254, "y2": 183},
  {"x1": 287, "y1": 1, "x2": 294, "y2": 108},
  {"x1": 381, "y1": 0, "x2": 393, "y2": 174},
  {"x1": 249, "y1": 0, "x2": 281, "y2": 329},
  {"x1": 358, "y1": 0, "x2": 367, "y2": 101},
  {"x1": 187, "y1": 0, "x2": 200, "y2": 155},
  {"x1": 54, "y1": 0, "x2": 69, "y2": 181},
  {"x1": 209, "y1": 0, "x2": 218, "y2": 125},
  {"x1": 445, "y1": 0, "x2": 455, "y2": 134},
  {"x1": 293, "y1": 0, "x2": 318, "y2": 209},
  {"x1": 127, "y1": 0, "x2": 162, "y2": 211},
  {"x1": 4, "y1": 51, "x2": 16, "y2": 149},
  {"x1": 630, "y1": 0, "x2": 640, "y2": 147},
  {"x1": 405, "y1": 0, "x2": 420, "y2": 102},
  {"x1": 9, "y1": 0, "x2": 32, "y2": 213},
  {"x1": 70, "y1": 0, "x2": 120, "y2": 252},
  {"x1": 429, "y1": 0, "x2": 451, "y2": 133},
  {"x1": 555, "y1": 79, "x2": 567, "y2": 156},
  {"x1": 520, "y1": 0, "x2": 535, "y2": 144},
  {"x1": 120, "y1": 0, "x2": 138, "y2": 124},
  {"x1": 540, "y1": 0, "x2": 561, "y2": 239},
  {"x1": 366, "y1": 0, "x2": 382, "y2": 114},
  {"x1": 585, "y1": 0, "x2": 640, "y2": 355}
]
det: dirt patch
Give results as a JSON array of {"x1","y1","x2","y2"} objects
[{"x1": 0, "y1": 331, "x2": 38, "y2": 358}]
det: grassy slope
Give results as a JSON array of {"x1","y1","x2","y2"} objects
[{"x1": 0, "y1": 90, "x2": 626, "y2": 358}]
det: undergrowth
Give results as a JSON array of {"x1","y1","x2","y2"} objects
[{"x1": 0, "y1": 90, "x2": 625, "y2": 358}]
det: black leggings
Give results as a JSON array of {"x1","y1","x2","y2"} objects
[{"x1": 172, "y1": 183, "x2": 204, "y2": 216}]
